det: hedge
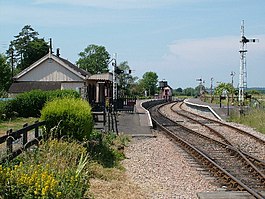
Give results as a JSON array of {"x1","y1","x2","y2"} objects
[{"x1": 4, "y1": 89, "x2": 80, "y2": 118}]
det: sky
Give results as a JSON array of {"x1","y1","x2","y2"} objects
[{"x1": 1, "y1": 0, "x2": 265, "y2": 89}]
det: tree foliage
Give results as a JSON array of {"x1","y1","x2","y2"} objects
[
  {"x1": 195, "y1": 84, "x2": 206, "y2": 96},
  {"x1": 6, "y1": 25, "x2": 49, "y2": 71},
  {"x1": 183, "y1": 87, "x2": 195, "y2": 96},
  {"x1": 214, "y1": 82, "x2": 234, "y2": 96},
  {"x1": 0, "y1": 54, "x2": 12, "y2": 92},
  {"x1": 77, "y1": 44, "x2": 110, "y2": 74},
  {"x1": 141, "y1": 71, "x2": 158, "y2": 96},
  {"x1": 117, "y1": 61, "x2": 138, "y2": 96}
]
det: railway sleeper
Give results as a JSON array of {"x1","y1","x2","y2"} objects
[
  {"x1": 227, "y1": 180, "x2": 240, "y2": 189},
  {"x1": 245, "y1": 183, "x2": 265, "y2": 190}
]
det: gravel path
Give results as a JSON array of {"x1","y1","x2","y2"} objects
[{"x1": 122, "y1": 131, "x2": 218, "y2": 199}]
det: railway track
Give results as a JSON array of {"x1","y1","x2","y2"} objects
[
  {"x1": 170, "y1": 102, "x2": 265, "y2": 162},
  {"x1": 149, "y1": 103, "x2": 265, "y2": 199}
]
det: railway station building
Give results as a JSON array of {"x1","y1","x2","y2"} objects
[{"x1": 8, "y1": 50, "x2": 113, "y2": 107}]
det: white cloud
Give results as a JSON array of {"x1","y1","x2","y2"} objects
[
  {"x1": 32, "y1": 0, "x2": 210, "y2": 9},
  {"x1": 0, "y1": 3, "x2": 123, "y2": 27},
  {"x1": 150, "y1": 35, "x2": 265, "y2": 88},
  {"x1": 164, "y1": 36, "x2": 239, "y2": 69}
]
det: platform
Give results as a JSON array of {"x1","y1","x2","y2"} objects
[
  {"x1": 185, "y1": 98, "x2": 234, "y2": 121},
  {"x1": 197, "y1": 191, "x2": 265, "y2": 199},
  {"x1": 117, "y1": 100, "x2": 154, "y2": 137}
]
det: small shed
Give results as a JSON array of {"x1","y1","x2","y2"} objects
[{"x1": 85, "y1": 72, "x2": 113, "y2": 106}]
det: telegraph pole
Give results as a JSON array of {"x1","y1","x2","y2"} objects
[{"x1": 11, "y1": 48, "x2": 14, "y2": 79}]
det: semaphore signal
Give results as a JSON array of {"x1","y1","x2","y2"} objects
[{"x1": 238, "y1": 20, "x2": 258, "y2": 110}]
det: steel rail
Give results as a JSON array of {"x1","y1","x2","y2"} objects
[
  {"x1": 171, "y1": 101, "x2": 265, "y2": 163},
  {"x1": 149, "y1": 103, "x2": 265, "y2": 199},
  {"x1": 179, "y1": 102, "x2": 265, "y2": 146}
]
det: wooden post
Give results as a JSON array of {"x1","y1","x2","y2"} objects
[
  {"x1": 6, "y1": 129, "x2": 13, "y2": 155},
  {"x1": 114, "y1": 113, "x2": 118, "y2": 135},
  {"x1": 22, "y1": 123, "x2": 28, "y2": 147},
  {"x1": 35, "y1": 121, "x2": 39, "y2": 138},
  {"x1": 108, "y1": 112, "x2": 111, "y2": 132}
]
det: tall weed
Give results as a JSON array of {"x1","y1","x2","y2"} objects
[
  {"x1": 230, "y1": 108, "x2": 265, "y2": 134},
  {"x1": 0, "y1": 140, "x2": 90, "y2": 199}
]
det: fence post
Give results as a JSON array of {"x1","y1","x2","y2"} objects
[
  {"x1": 6, "y1": 129, "x2": 13, "y2": 155},
  {"x1": 34, "y1": 121, "x2": 39, "y2": 138},
  {"x1": 22, "y1": 123, "x2": 28, "y2": 147}
]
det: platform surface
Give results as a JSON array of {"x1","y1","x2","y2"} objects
[
  {"x1": 185, "y1": 98, "x2": 233, "y2": 120},
  {"x1": 197, "y1": 191, "x2": 265, "y2": 199},
  {"x1": 117, "y1": 100, "x2": 153, "y2": 136}
]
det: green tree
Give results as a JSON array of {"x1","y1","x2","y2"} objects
[
  {"x1": 183, "y1": 87, "x2": 195, "y2": 96},
  {"x1": 141, "y1": 71, "x2": 158, "y2": 96},
  {"x1": 6, "y1": 25, "x2": 49, "y2": 71},
  {"x1": 248, "y1": 90, "x2": 260, "y2": 95},
  {"x1": 195, "y1": 84, "x2": 206, "y2": 96},
  {"x1": 77, "y1": 44, "x2": 110, "y2": 74},
  {"x1": 0, "y1": 54, "x2": 12, "y2": 92},
  {"x1": 214, "y1": 82, "x2": 234, "y2": 96},
  {"x1": 117, "y1": 61, "x2": 138, "y2": 96},
  {"x1": 174, "y1": 87, "x2": 183, "y2": 96}
]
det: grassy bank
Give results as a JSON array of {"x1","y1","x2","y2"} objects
[
  {"x1": 0, "y1": 117, "x2": 38, "y2": 136},
  {"x1": 229, "y1": 108, "x2": 265, "y2": 134}
]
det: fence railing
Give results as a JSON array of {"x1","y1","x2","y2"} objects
[
  {"x1": 0, "y1": 121, "x2": 46, "y2": 164},
  {"x1": 115, "y1": 97, "x2": 136, "y2": 112}
]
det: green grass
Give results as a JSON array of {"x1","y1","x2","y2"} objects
[
  {"x1": 229, "y1": 108, "x2": 265, "y2": 134},
  {"x1": 0, "y1": 117, "x2": 38, "y2": 136}
]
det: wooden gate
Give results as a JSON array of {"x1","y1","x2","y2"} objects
[{"x1": 114, "y1": 97, "x2": 136, "y2": 112}]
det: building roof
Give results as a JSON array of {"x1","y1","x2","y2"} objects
[
  {"x1": 8, "y1": 81, "x2": 61, "y2": 93},
  {"x1": 58, "y1": 57, "x2": 90, "y2": 77},
  {"x1": 88, "y1": 72, "x2": 113, "y2": 82},
  {"x1": 13, "y1": 52, "x2": 91, "y2": 81}
]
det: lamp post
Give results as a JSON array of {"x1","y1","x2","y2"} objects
[
  {"x1": 210, "y1": 77, "x2": 213, "y2": 103},
  {"x1": 230, "y1": 71, "x2": 236, "y2": 104}
]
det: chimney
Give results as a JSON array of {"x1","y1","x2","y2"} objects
[
  {"x1": 56, "y1": 48, "x2": 60, "y2": 57},
  {"x1": 49, "y1": 38, "x2": 53, "y2": 53}
]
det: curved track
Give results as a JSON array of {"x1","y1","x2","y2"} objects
[
  {"x1": 171, "y1": 102, "x2": 265, "y2": 161},
  {"x1": 149, "y1": 102, "x2": 265, "y2": 199}
]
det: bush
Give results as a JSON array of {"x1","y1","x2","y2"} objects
[
  {"x1": 0, "y1": 101, "x2": 7, "y2": 121},
  {"x1": 87, "y1": 130, "x2": 129, "y2": 167},
  {"x1": 40, "y1": 98, "x2": 93, "y2": 140},
  {"x1": 0, "y1": 140, "x2": 90, "y2": 199},
  {"x1": 4, "y1": 89, "x2": 80, "y2": 118}
]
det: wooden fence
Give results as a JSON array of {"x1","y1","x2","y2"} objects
[
  {"x1": 115, "y1": 97, "x2": 136, "y2": 112},
  {"x1": 0, "y1": 121, "x2": 45, "y2": 164}
]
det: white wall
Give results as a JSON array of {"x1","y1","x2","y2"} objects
[
  {"x1": 19, "y1": 59, "x2": 84, "y2": 82},
  {"x1": 61, "y1": 82, "x2": 84, "y2": 92}
]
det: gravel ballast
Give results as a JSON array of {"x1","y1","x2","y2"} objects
[{"x1": 122, "y1": 131, "x2": 218, "y2": 199}]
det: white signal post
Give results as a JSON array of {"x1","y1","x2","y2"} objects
[
  {"x1": 239, "y1": 20, "x2": 258, "y2": 111},
  {"x1": 112, "y1": 53, "x2": 117, "y2": 101}
]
